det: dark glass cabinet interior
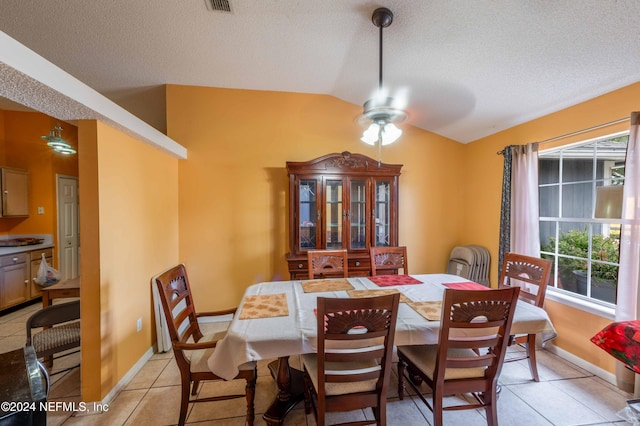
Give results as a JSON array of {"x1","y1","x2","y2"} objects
[{"x1": 287, "y1": 152, "x2": 402, "y2": 279}]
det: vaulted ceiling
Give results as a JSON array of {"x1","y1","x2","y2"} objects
[{"x1": 1, "y1": 1, "x2": 640, "y2": 143}]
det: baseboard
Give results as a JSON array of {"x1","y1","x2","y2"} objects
[
  {"x1": 198, "y1": 314, "x2": 234, "y2": 323},
  {"x1": 100, "y1": 346, "x2": 155, "y2": 406},
  {"x1": 545, "y1": 342, "x2": 617, "y2": 386}
]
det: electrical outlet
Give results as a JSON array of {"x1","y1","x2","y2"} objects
[
  {"x1": 37, "y1": 206, "x2": 44, "y2": 215},
  {"x1": 136, "y1": 317, "x2": 142, "y2": 332}
]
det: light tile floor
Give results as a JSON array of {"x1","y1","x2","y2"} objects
[{"x1": 0, "y1": 301, "x2": 635, "y2": 425}]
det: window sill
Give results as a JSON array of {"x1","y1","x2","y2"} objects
[{"x1": 546, "y1": 289, "x2": 615, "y2": 320}]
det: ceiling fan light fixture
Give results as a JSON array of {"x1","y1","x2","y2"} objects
[
  {"x1": 361, "y1": 123, "x2": 380, "y2": 145},
  {"x1": 380, "y1": 122, "x2": 402, "y2": 145},
  {"x1": 357, "y1": 7, "x2": 407, "y2": 148},
  {"x1": 360, "y1": 97, "x2": 408, "y2": 123},
  {"x1": 41, "y1": 122, "x2": 76, "y2": 155},
  {"x1": 361, "y1": 122, "x2": 402, "y2": 146}
]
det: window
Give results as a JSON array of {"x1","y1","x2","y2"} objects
[{"x1": 539, "y1": 133, "x2": 627, "y2": 306}]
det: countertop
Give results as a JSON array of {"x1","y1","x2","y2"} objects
[
  {"x1": 0, "y1": 242, "x2": 54, "y2": 257},
  {"x1": 0, "y1": 234, "x2": 54, "y2": 256}
]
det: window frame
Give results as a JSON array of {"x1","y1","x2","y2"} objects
[{"x1": 538, "y1": 131, "x2": 627, "y2": 315}]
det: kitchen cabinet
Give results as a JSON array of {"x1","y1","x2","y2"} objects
[
  {"x1": 1, "y1": 167, "x2": 29, "y2": 217},
  {"x1": 29, "y1": 248, "x2": 54, "y2": 299},
  {"x1": 286, "y1": 152, "x2": 402, "y2": 279},
  {"x1": 0, "y1": 253, "x2": 29, "y2": 309}
]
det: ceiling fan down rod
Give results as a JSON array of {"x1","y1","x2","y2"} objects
[{"x1": 372, "y1": 7, "x2": 393, "y2": 92}]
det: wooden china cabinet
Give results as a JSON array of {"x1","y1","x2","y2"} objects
[{"x1": 286, "y1": 151, "x2": 402, "y2": 279}]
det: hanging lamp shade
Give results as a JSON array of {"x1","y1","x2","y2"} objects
[{"x1": 41, "y1": 122, "x2": 76, "y2": 155}]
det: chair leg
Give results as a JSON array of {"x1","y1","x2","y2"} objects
[
  {"x1": 397, "y1": 358, "x2": 406, "y2": 400},
  {"x1": 245, "y1": 375, "x2": 256, "y2": 426},
  {"x1": 317, "y1": 395, "x2": 326, "y2": 426},
  {"x1": 377, "y1": 401, "x2": 387, "y2": 426},
  {"x1": 432, "y1": 388, "x2": 443, "y2": 426},
  {"x1": 179, "y1": 379, "x2": 191, "y2": 426},
  {"x1": 484, "y1": 386, "x2": 498, "y2": 426},
  {"x1": 44, "y1": 355, "x2": 53, "y2": 368},
  {"x1": 526, "y1": 333, "x2": 540, "y2": 382},
  {"x1": 191, "y1": 380, "x2": 200, "y2": 396},
  {"x1": 303, "y1": 370, "x2": 312, "y2": 414}
]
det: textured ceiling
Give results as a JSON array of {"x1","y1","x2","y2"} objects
[{"x1": 1, "y1": 0, "x2": 640, "y2": 143}]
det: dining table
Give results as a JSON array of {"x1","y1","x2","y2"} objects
[
  {"x1": 207, "y1": 273, "x2": 557, "y2": 425},
  {"x1": 41, "y1": 277, "x2": 80, "y2": 308}
]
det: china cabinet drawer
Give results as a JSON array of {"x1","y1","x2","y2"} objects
[{"x1": 286, "y1": 253, "x2": 374, "y2": 279}]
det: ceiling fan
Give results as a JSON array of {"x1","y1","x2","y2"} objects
[{"x1": 357, "y1": 7, "x2": 408, "y2": 148}]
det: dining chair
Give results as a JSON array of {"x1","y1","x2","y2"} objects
[
  {"x1": 301, "y1": 293, "x2": 400, "y2": 426},
  {"x1": 397, "y1": 287, "x2": 519, "y2": 426},
  {"x1": 499, "y1": 252, "x2": 552, "y2": 381},
  {"x1": 25, "y1": 299, "x2": 81, "y2": 372},
  {"x1": 369, "y1": 246, "x2": 408, "y2": 276},
  {"x1": 307, "y1": 249, "x2": 349, "y2": 279},
  {"x1": 152, "y1": 264, "x2": 257, "y2": 426}
]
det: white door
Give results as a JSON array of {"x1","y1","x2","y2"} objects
[{"x1": 57, "y1": 175, "x2": 79, "y2": 280}]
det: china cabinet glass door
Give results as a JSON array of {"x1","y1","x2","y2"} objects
[
  {"x1": 374, "y1": 179, "x2": 392, "y2": 246},
  {"x1": 349, "y1": 179, "x2": 368, "y2": 249},
  {"x1": 325, "y1": 179, "x2": 344, "y2": 249},
  {"x1": 298, "y1": 179, "x2": 317, "y2": 250}
]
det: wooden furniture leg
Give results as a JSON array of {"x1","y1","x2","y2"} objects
[
  {"x1": 263, "y1": 356, "x2": 305, "y2": 425},
  {"x1": 42, "y1": 291, "x2": 52, "y2": 308}
]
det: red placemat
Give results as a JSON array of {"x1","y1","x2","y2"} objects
[
  {"x1": 442, "y1": 282, "x2": 489, "y2": 290},
  {"x1": 368, "y1": 275, "x2": 422, "y2": 287}
]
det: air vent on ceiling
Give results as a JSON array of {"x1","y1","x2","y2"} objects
[{"x1": 205, "y1": 0, "x2": 232, "y2": 13}]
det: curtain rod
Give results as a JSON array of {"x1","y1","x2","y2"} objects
[{"x1": 496, "y1": 116, "x2": 630, "y2": 155}]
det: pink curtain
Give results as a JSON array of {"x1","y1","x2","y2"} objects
[
  {"x1": 616, "y1": 112, "x2": 640, "y2": 393},
  {"x1": 511, "y1": 143, "x2": 541, "y2": 257}
]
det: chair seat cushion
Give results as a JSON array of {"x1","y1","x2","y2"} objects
[
  {"x1": 32, "y1": 321, "x2": 80, "y2": 354},
  {"x1": 301, "y1": 353, "x2": 379, "y2": 396},
  {"x1": 189, "y1": 331, "x2": 256, "y2": 374},
  {"x1": 397, "y1": 345, "x2": 486, "y2": 380}
]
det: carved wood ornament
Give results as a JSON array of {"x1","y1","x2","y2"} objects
[
  {"x1": 373, "y1": 253, "x2": 404, "y2": 268},
  {"x1": 324, "y1": 309, "x2": 393, "y2": 334},
  {"x1": 311, "y1": 256, "x2": 345, "y2": 272},
  {"x1": 450, "y1": 300, "x2": 512, "y2": 322},
  {"x1": 505, "y1": 260, "x2": 545, "y2": 283}
]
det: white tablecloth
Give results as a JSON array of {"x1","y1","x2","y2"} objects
[{"x1": 208, "y1": 273, "x2": 557, "y2": 380}]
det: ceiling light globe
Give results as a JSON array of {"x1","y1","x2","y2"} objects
[
  {"x1": 361, "y1": 123, "x2": 381, "y2": 145},
  {"x1": 381, "y1": 123, "x2": 402, "y2": 145}
]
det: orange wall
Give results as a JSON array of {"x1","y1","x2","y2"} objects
[
  {"x1": 78, "y1": 120, "x2": 179, "y2": 400},
  {"x1": 166, "y1": 85, "x2": 466, "y2": 310},
  {"x1": 0, "y1": 111, "x2": 78, "y2": 264},
  {"x1": 463, "y1": 81, "x2": 640, "y2": 373}
]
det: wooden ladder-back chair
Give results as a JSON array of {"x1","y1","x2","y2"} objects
[
  {"x1": 26, "y1": 299, "x2": 80, "y2": 372},
  {"x1": 307, "y1": 249, "x2": 349, "y2": 279},
  {"x1": 152, "y1": 264, "x2": 257, "y2": 426},
  {"x1": 499, "y1": 252, "x2": 552, "y2": 381},
  {"x1": 369, "y1": 246, "x2": 408, "y2": 276},
  {"x1": 302, "y1": 293, "x2": 400, "y2": 426},
  {"x1": 397, "y1": 287, "x2": 519, "y2": 426}
]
